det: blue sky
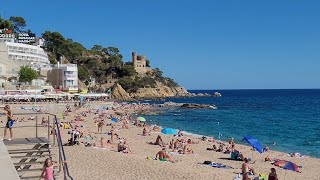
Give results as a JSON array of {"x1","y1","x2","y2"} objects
[{"x1": 1, "y1": 0, "x2": 320, "y2": 89}]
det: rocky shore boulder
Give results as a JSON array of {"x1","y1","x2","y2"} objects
[
  {"x1": 130, "y1": 86, "x2": 190, "y2": 99},
  {"x1": 213, "y1": 92, "x2": 222, "y2": 97},
  {"x1": 181, "y1": 103, "x2": 216, "y2": 109},
  {"x1": 112, "y1": 83, "x2": 132, "y2": 101}
]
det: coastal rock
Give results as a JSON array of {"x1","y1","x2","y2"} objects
[
  {"x1": 213, "y1": 92, "x2": 222, "y2": 97},
  {"x1": 111, "y1": 83, "x2": 132, "y2": 101},
  {"x1": 190, "y1": 93, "x2": 197, "y2": 97},
  {"x1": 130, "y1": 85, "x2": 190, "y2": 99},
  {"x1": 181, "y1": 103, "x2": 216, "y2": 109},
  {"x1": 163, "y1": 101, "x2": 184, "y2": 107}
]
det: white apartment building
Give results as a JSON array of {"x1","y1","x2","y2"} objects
[
  {"x1": 0, "y1": 38, "x2": 49, "y2": 83},
  {"x1": 47, "y1": 64, "x2": 79, "y2": 93}
]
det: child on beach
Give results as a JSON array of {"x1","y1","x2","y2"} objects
[{"x1": 40, "y1": 158, "x2": 54, "y2": 180}]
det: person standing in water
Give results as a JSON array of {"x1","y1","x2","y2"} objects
[{"x1": 2, "y1": 105, "x2": 13, "y2": 141}]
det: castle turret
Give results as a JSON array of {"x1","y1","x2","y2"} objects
[
  {"x1": 132, "y1": 52, "x2": 137, "y2": 63},
  {"x1": 132, "y1": 52, "x2": 147, "y2": 76}
]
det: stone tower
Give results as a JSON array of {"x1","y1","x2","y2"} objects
[{"x1": 132, "y1": 52, "x2": 147, "y2": 76}]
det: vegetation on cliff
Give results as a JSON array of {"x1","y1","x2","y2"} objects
[{"x1": 1, "y1": 16, "x2": 181, "y2": 93}]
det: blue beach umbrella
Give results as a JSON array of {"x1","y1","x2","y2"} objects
[
  {"x1": 111, "y1": 118, "x2": 119, "y2": 123},
  {"x1": 161, "y1": 128, "x2": 177, "y2": 135},
  {"x1": 243, "y1": 136, "x2": 263, "y2": 153}
]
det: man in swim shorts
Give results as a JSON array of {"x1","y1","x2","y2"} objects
[
  {"x1": 155, "y1": 148, "x2": 176, "y2": 163},
  {"x1": 2, "y1": 105, "x2": 13, "y2": 141}
]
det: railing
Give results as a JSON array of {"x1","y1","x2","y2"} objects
[
  {"x1": 52, "y1": 113, "x2": 74, "y2": 180},
  {"x1": 4, "y1": 112, "x2": 74, "y2": 180}
]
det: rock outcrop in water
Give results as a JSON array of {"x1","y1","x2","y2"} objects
[
  {"x1": 213, "y1": 92, "x2": 222, "y2": 97},
  {"x1": 181, "y1": 103, "x2": 216, "y2": 109}
]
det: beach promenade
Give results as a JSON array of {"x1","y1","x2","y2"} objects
[{"x1": 1, "y1": 102, "x2": 320, "y2": 180}]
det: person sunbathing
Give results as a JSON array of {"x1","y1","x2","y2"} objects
[
  {"x1": 169, "y1": 139, "x2": 174, "y2": 149},
  {"x1": 156, "y1": 148, "x2": 176, "y2": 163},
  {"x1": 122, "y1": 121, "x2": 128, "y2": 129},
  {"x1": 155, "y1": 135, "x2": 164, "y2": 146},
  {"x1": 216, "y1": 144, "x2": 224, "y2": 152},
  {"x1": 152, "y1": 125, "x2": 160, "y2": 132},
  {"x1": 224, "y1": 146, "x2": 232, "y2": 154},
  {"x1": 183, "y1": 145, "x2": 194, "y2": 154},
  {"x1": 265, "y1": 156, "x2": 272, "y2": 162},
  {"x1": 142, "y1": 128, "x2": 150, "y2": 136},
  {"x1": 174, "y1": 139, "x2": 182, "y2": 150},
  {"x1": 229, "y1": 138, "x2": 235, "y2": 148},
  {"x1": 122, "y1": 141, "x2": 132, "y2": 153},
  {"x1": 242, "y1": 158, "x2": 255, "y2": 180},
  {"x1": 100, "y1": 137, "x2": 107, "y2": 148},
  {"x1": 207, "y1": 144, "x2": 217, "y2": 151},
  {"x1": 187, "y1": 139, "x2": 199, "y2": 144}
]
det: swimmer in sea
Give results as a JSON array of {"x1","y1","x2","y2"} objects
[{"x1": 272, "y1": 142, "x2": 276, "y2": 146}]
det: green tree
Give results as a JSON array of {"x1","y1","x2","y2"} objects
[
  {"x1": 121, "y1": 64, "x2": 136, "y2": 77},
  {"x1": 42, "y1": 31, "x2": 86, "y2": 62},
  {"x1": 78, "y1": 65, "x2": 89, "y2": 80},
  {"x1": 0, "y1": 18, "x2": 13, "y2": 30},
  {"x1": 18, "y1": 66, "x2": 38, "y2": 82},
  {"x1": 91, "y1": 45, "x2": 103, "y2": 52},
  {"x1": 42, "y1": 31, "x2": 66, "y2": 58},
  {"x1": 9, "y1": 16, "x2": 26, "y2": 32},
  {"x1": 102, "y1": 47, "x2": 120, "y2": 56}
]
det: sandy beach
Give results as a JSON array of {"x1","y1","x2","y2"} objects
[{"x1": 2, "y1": 102, "x2": 320, "y2": 180}]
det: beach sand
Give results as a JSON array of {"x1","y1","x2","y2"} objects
[{"x1": 2, "y1": 103, "x2": 320, "y2": 180}]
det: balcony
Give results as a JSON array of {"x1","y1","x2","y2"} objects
[{"x1": 64, "y1": 74, "x2": 77, "y2": 79}]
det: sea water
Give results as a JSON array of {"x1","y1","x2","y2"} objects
[{"x1": 142, "y1": 89, "x2": 320, "y2": 158}]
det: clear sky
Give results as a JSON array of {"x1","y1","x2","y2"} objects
[{"x1": 1, "y1": 0, "x2": 320, "y2": 89}]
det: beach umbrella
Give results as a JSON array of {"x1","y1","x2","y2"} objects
[
  {"x1": 243, "y1": 136, "x2": 263, "y2": 153},
  {"x1": 111, "y1": 118, "x2": 119, "y2": 122},
  {"x1": 274, "y1": 160, "x2": 301, "y2": 173},
  {"x1": 161, "y1": 128, "x2": 177, "y2": 135},
  {"x1": 137, "y1": 117, "x2": 146, "y2": 122}
]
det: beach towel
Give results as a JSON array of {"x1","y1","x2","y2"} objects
[
  {"x1": 93, "y1": 147, "x2": 108, "y2": 150},
  {"x1": 210, "y1": 162, "x2": 233, "y2": 169}
]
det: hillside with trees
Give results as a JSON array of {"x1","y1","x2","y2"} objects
[{"x1": 1, "y1": 16, "x2": 189, "y2": 98}]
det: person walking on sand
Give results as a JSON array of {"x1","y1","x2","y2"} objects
[{"x1": 2, "y1": 105, "x2": 13, "y2": 141}]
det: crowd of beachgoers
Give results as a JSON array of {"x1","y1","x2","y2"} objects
[{"x1": 2, "y1": 101, "x2": 320, "y2": 180}]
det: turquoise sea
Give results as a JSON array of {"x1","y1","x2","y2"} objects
[{"x1": 142, "y1": 89, "x2": 320, "y2": 158}]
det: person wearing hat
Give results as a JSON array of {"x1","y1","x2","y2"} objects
[{"x1": 2, "y1": 105, "x2": 14, "y2": 141}]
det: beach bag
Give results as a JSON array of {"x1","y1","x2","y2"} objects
[{"x1": 203, "y1": 161, "x2": 212, "y2": 165}]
